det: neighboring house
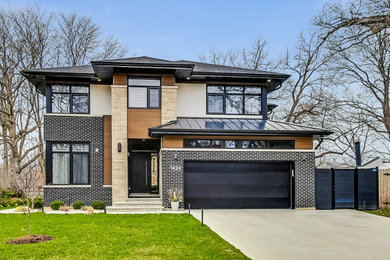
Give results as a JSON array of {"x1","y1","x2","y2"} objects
[{"x1": 22, "y1": 56, "x2": 332, "y2": 210}]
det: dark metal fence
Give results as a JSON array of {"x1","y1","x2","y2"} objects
[{"x1": 315, "y1": 168, "x2": 378, "y2": 210}]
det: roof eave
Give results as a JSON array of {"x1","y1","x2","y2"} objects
[{"x1": 149, "y1": 129, "x2": 333, "y2": 138}]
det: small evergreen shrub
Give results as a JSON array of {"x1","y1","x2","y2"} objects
[
  {"x1": 50, "y1": 200, "x2": 64, "y2": 210},
  {"x1": 91, "y1": 200, "x2": 105, "y2": 210},
  {"x1": 28, "y1": 197, "x2": 43, "y2": 209},
  {"x1": 72, "y1": 201, "x2": 85, "y2": 209}
]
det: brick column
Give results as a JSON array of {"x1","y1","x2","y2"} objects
[{"x1": 111, "y1": 75, "x2": 128, "y2": 204}]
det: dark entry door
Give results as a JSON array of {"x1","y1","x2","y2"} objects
[
  {"x1": 129, "y1": 153, "x2": 151, "y2": 194},
  {"x1": 184, "y1": 161, "x2": 292, "y2": 209}
]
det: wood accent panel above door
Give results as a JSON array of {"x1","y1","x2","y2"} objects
[
  {"x1": 113, "y1": 74, "x2": 127, "y2": 85},
  {"x1": 128, "y1": 109, "x2": 161, "y2": 139}
]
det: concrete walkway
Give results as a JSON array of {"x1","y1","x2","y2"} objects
[{"x1": 191, "y1": 209, "x2": 390, "y2": 260}]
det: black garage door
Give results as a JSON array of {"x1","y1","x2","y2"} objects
[{"x1": 184, "y1": 161, "x2": 292, "y2": 209}]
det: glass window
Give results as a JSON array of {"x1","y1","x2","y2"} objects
[
  {"x1": 128, "y1": 78, "x2": 161, "y2": 108},
  {"x1": 245, "y1": 87, "x2": 261, "y2": 94},
  {"x1": 207, "y1": 86, "x2": 224, "y2": 93},
  {"x1": 225, "y1": 140, "x2": 236, "y2": 148},
  {"x1": 72, "y1": 143, "x2": 89, "y2": 152},
  {"x1": 50, "y1": 85, "x2": 89, "y2": 114},
  {"x1": 72, "y1": 86, "x2": 89, "y2": 93},
  {"x1": 206, "y1": 85, "x2": 262, "y2": 115},
  {"x1": 207, "y1": 95, "x2": 224, "y2": 114},
  {"x1": 226, "y1": 86, "x2": 243, "y2": 93},
  {"x1": 52, "y1": 94, "x2": 70, "y2": 113},
  {"x1": 73, "y1": 154, "x2": 89, "y2": 184},
  {"x1": 50, "y1": 143, "x2": 89, "y2": 185},
  {"x1": 149, "y1": 88, "x2": 160, "y2": 108},
  {"x1": 72, "y1": 95, "x2": 89, "y2": 113},
  {"x1": 52, "y1": 153, "x2": 70, "y2": 184},
  {"x1": 52, "y1": 143, "x2": 70, "y2": 152},
  {"x1": 128, "y1": 87, "x2": 148, "y2": 108},
  {"x1": 226, "y1": 95, "x2": 243, "y2": 114},
  {"x1": 245, "y1": 96, "x2": 261, "y2": 114},
  {"x1": 183, "y1": 139, "x2": 295, "y2": 149},
  {"x1": 128, "y1": 78, "x2": 160, "y2": 86},
  {"x1": 52, "y1": 85, "x2": 70, "y2": 93}
]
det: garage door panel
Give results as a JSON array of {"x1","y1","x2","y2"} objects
[
  {"x1": 184, "y1": 161, "x2": 291, "y2": 209},
  {"x1": 185, "y1": 184, "x2": 290, "y2": 198},
  {"x1": 185, "y1": 172, "x2": 289, "y2": 185},
  {"x1": 187, "y1": 198, "x2": 290, "y2": 209}
]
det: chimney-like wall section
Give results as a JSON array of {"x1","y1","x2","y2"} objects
[{"x1": 161, "y1": 75, "x2": 177, "y2": 124}]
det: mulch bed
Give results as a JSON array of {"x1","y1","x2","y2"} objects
[{"x1": 6, "y1": 234, "x2": 54, "y2": 244}]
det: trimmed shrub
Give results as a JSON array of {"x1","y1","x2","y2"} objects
[
  {"x1": 28, "y1": 197, "x2": 43, "y2": 209},
  {"x1": 50, "y1": 201, "x2": 64, "y2": 210},
  {"x1": 91, "y1": 200, "x2": 105, "y2": 210},
  {"x1": 72, "y1": 201, "x2": 85, "y2": 210}
]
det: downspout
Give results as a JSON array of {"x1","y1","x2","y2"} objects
[{"x1": 261, "y1": 87, "x2": 268, "y2": 119}]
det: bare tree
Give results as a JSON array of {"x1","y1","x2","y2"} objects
[
  {"x1": 15, "y1": 161, "x2": 43, "y2": 236},
  {"x1": 199, "y1": 37, "x2": 277, "y2": 71},
  {"x1": 54, "y1": 13, "x2": 128, "y2": 66}
]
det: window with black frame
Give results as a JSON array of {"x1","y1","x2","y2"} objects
[
  {"x1": 51, "y1": 85, "x2": 89, "y2": 114},
  {"x1": 183, "y1": 139, "x2": 295, "y2": 149},
  {"x1": 51, "y1": 143, "x2": 89, "y2": 185},
  {"x1": 207, "y1": 85, "x2": 262, "y2": 115},
  {"x1": 128, "y1": 78, "x2": 161, "y2": 108}
]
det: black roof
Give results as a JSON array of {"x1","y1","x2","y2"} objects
[
  {"x1": 149, "y1": 117, "x2": 333, "y2": 138},
  {"x1": 22, "y1": 56, "x2": 290, "y2": 93}
]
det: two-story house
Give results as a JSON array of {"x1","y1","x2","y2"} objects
[{"x1": 22, "y1": 56, "x2": 332, "y2": 211}]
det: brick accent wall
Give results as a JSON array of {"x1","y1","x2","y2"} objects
[
  {"x1": 161, "y1": 149, "x2": 315, "y2": 208},
  {"x1": 44, "y1": 115, "x2": 112, "y2": 206}
]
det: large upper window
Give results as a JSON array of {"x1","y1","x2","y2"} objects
[
  {"x1": 51, "y1": 85, "x2": 89, "y2": 114},
  {"x1": 128, "y1": 77, "x2": 161, "y2": 108},
  {"x1": 207, "y1": 85, "x2": 261, "y2": 115},
  {"x1": 51, "y1": 143, "x2": 89, "y2": 185}
]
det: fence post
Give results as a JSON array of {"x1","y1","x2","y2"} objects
[{"x1": 201, "y1": 208, "x2": 203, "y2": 226}]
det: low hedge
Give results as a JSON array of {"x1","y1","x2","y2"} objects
[
  {"x1": 72, "y1": 201, "x2": 85, "y2": 210},
  {"x1": 50, "y1": 201, "x2": 65, "y2": 210},
  {"x1": 91, "y1": 200, "x2": 105, "y2": 210}
]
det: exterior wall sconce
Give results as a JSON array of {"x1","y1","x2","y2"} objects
[{"x1": 118, "y1": 143, "x2": 122, "y2": 153}]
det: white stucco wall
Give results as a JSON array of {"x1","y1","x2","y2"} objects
[
  {"x1": 90, "y1": 84, "x2": 111, "y2": 115},
  {"x1": 176, "y1": 83, "x2": 262, "y2": 118}
]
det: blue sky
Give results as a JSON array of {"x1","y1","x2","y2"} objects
[{"x1": 1, "y1": 0, "x2": 331, "y2": 61}]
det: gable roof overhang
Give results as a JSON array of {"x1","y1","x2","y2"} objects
[{"x1": 148, "y1": 117, "x2": 333, "y2": 140}]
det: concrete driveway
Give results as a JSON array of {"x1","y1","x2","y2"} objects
[{"x1": 191, "y1": 209, "x2": 390, "y2": 260}]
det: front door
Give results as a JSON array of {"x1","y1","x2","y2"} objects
[{"x1": 128, "y1": 152, "x2": 151, "y2": 194}]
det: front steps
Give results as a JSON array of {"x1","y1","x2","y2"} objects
[{"x1": 106, "y1": 195, "x2": 164, "y2": 213}]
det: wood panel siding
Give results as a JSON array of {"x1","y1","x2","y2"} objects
[
  {"x1": 162, "y1": 135, "x2": 313, "y2": 149},
  {"x1": 104, "y1": 115, "x2": 112, "y2": 185},
  {"x1": 162, "y1": 75, "x2": 175, "y2": 86},
  {"x1": 113, "y1": 74, "x2": 127, "y2": 85},
  {"x1": 128, "y1": 109, "x2": 161, "y2": 138}
]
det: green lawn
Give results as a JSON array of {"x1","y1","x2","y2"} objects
[
  {"x1": 365, "y1": 208, "x2": 390, "y2": 218},
  {"x1": 0, "y1": 213, "x2": 249, "y2": 259}
]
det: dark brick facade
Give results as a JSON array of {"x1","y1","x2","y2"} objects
[
  {"x1": 161, "y1": 149, "x2": 315, "y2": 208},
  {"x1": 44, "y1": 115, "x2": 111, "y2": 206}
]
